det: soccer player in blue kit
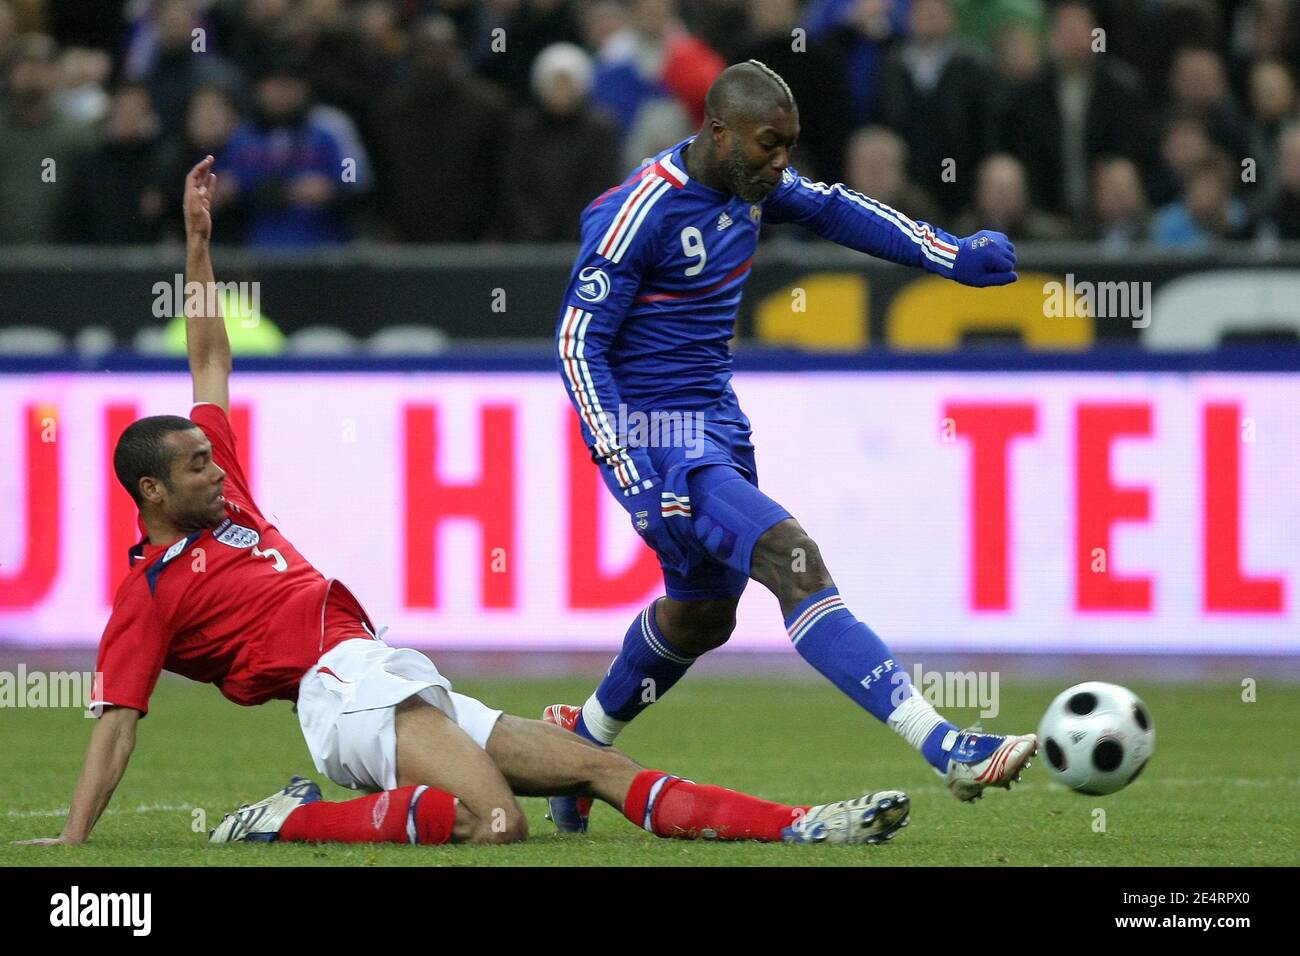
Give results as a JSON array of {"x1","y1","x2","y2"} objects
[{"x1": 546, "y1": 61, "x2": 1039, "y2": 833}]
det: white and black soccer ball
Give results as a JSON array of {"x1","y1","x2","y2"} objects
[{"x1": 1037, "y1": 682, "x2": 1155, "y2": 795}]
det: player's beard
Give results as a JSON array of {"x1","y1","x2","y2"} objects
[
  {"x1": 175, "y1": 508, "x2": 222, "y2": 533},
  {"x1": 725, "y1": 138, "x2": 775, "y2": 203},
  {"x1": 176, "y1": 490, "x2": 226, "y2": 531}
]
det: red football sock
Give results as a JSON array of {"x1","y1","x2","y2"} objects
[
  {"x1": 622, "y1": 769, "x2": 808, "y2": 842},
  {"x1": 279, "y1": 785, "x2": 456, "y2": 845}
]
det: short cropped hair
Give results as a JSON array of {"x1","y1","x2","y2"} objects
[{"x1": 113, "y1": 415, "x2": 198, "y2": 505}]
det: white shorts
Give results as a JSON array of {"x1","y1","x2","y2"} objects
[{"x1": 297, "y1": 638, "x2": 503, "y2": 793}]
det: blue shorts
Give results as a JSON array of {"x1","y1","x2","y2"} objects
[{"x1": 601, "y1": 422, "x2": 791, "y2": 602}]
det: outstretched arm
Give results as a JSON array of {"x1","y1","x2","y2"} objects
[
  {"x1": 11, "y1": 706, "x2": 140, "y2": 845},
  {"x1": 183, "y1": 155, "x2": 232, "y2": 413},
  {"x1": 763, "y1": 168, "x2": 1018, "y2": 287}
]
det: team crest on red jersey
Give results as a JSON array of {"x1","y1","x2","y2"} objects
[{"x1": 213, "y1": 518, "x2": 260, "y2": 549}]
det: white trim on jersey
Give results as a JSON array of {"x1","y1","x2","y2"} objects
[
  {"x1": 558, "y1": 305, "x2": 622, "y2": 482},
  {"x1": 846, "y1": 184, "x2": 959, "y2": 262},
  {"x1": 611, "y1": 178, "x2": 673, "y2": 264},
  {"x1": 558, "y1": 304, "x2": 640, "y2": 489},
  {"x1": 793, "y1": 176, "x2": 958, "y2": 271},
  {"x1": 598, "y1": 175, "x2": 673, "y2": 263},
  {"x1": 572, "y1": 308, "x2": 641, "y2": 485},
  {"x1": 658, "y1": 152, "x2": 688, "y2": 186},
  {"x1": 598, "y1": 173, "x2": 659, "y2": 258}
]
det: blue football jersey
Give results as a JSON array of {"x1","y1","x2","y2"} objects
[{"x1": 556, "y1": 135, "x2": 962, "y2": 497}]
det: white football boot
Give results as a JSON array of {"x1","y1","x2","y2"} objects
[
  {"x1": 944, "y1": 730, "x2": 1037, "y2": 802},
  {"x1": 209, "y1": 775, "x2": 322, "y2": 843},
  {"x1": 782, "y1": 790, "x2": 910, "y2": 845}
]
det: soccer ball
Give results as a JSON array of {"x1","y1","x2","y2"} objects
[{"x1": 1036, "y1": 682, "x2": 1155, "y2": 795}]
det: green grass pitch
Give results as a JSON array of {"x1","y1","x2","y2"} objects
[{"x1": 3, "y1": 675, "x2": 1297, "y2": 866}]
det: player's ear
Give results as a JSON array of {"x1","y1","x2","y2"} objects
[
  {"x1": 709, "y1": 117, "x2": 727, "y2": 148},
  {"x1": 138, "y1": 475, "x2": 167, "y2": 506}
]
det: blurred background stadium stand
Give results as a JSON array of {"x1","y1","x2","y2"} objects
[
  {"x1": 4, "y1": 0, "x2": 1300, "y2": 349},
  {"x1": 6, "y1": 243, "x2": 1300, "y2": 351}
]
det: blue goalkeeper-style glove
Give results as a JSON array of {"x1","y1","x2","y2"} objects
[
  {"x1": 625, "y1": 479, "x2": 690, "y2": 574},
  {"x1": 951, "y1": 230, "x2": 1018, "y2": 287}
]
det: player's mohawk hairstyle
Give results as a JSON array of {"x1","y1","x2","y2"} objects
[
  {"x1": 705, "y1": 60, "x2": 798, "y2": 124},
  {"x1": 745, "y1": 59, "x2": 794, "y2": 110}
]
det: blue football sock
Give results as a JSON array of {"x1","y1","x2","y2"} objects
[
  {"x1": 786, "y1": 586, "x2": 958, "y2": 772},
  {"x1": 577, "y1": 600, "x2": 696, "y2": 745}
]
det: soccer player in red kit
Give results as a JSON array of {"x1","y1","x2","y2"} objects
[{"x1": 13, "y1": 157, "x2": 911, "y2": 850}]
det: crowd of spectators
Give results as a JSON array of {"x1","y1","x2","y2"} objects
[{"x1": 3, "y1": 0, "x2": 1300, "y2": 249}]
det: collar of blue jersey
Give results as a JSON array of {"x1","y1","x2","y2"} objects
[{"x1": 666, "y1": 136, "x2": 694, "y2": 184}]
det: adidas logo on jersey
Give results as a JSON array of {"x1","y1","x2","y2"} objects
[{"x1": 716, "y1": 211, "x2": 734, "y2": 231}]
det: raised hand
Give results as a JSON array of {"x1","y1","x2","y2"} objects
[{"x1": 184, "y1": 155, "x2": 218, "y2": 242}]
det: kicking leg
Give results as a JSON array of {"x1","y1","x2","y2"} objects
[
  {"x1": 751, "y1": 517, "x2": 1036, "y2": 800},
  {"x1": 750, "y1": 517, "x2": 958, "y2": 763}
]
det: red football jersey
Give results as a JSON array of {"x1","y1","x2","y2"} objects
[{"x1": 92, "y1": 403, "x2": 374, "y2": 716}]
